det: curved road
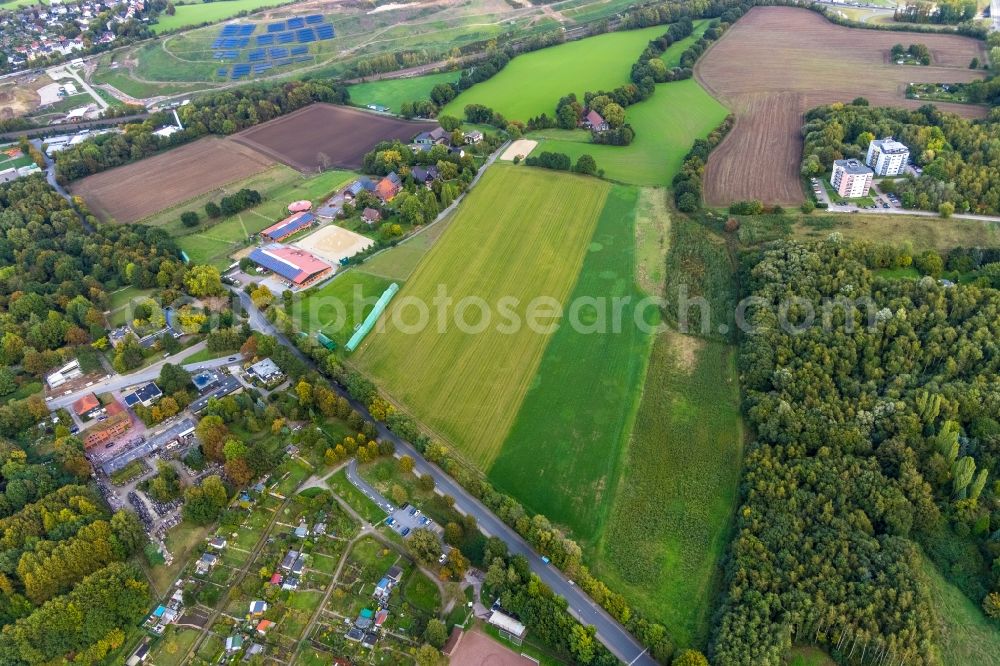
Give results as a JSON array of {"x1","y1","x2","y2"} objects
[{"x1": 231, "y1": 289, "x2": 657, "y2": 665}]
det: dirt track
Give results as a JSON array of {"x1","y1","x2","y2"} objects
[
  {"x1": 231, "y1": 103, "x2": 435, "y2": 172},
  {"x1": 695, "y1": 6, "x2": 989, "y2": 205},
  {"x1": 71, "y1": 136, "x2": 274, "y2": 223}
]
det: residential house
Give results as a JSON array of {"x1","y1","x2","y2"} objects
[
  {"x1": 361, "y1": 207, "x2": 381, "y2": 224},
  {"x1": 280, "y1": 550, "x2": 299, "y2": 571},
  {"x1": 346, "y1": 628, "x2": 364, "y2": 642},
  {"x1": 243, "y1": 643, "x2": 264, "y2": 661},
  {"x1": 413, "y1": 127, "x2": 449, "y2": 146},
  {"x1": 355, "y1": 608, "x2": 374, "y2": 630},
  {"x1": 313, "y1": 522, "x2": 327, "y2": 536},
  {"x1": 269, "y1": 572, "x2": 283, "y2": 586},
  {"x1": 361, "y1": 633, "x2": 378, "y2": 649},
  {"x1": 195, "y1": 552, "x2": 218, "y2": 575},
  {"x1": 248, "y1": 600, "x2": 268, "y2": 616},
  {"x1": 375, "y1": 176, "x2": 400, "y2": 202},
  {"x1": 294, "y1": 522, "x2": 309, "y2": 539},
  {"x1": 374, "y1": 577, "x2": 391, "y2": 600},
  {"x1": 256, "y1": 620, "x2": 274, "y2": 635},
  {"x1": 385, "y1": 565, "x2": 403, "y2": 584},
  {"x1": 122, "y1": 382, "x2": 162, "y2": 409},
  {"x1": 209, "y1": 537, "x2": 227, "y2": 550},
  {"x1": 345, "y1": 178, "x2": 375, "y2": 199},
  {"x1": 225, "y1": 635, "x2": 244, "y2": 653},
  {"x1": 464, "y1": 130, "x2": 484, "y2": 144},
  {"x1": 72, "y1": 393, "x2": 101, "y2": 419},
  {"x1": 282, "y1": 575, "x2": 300, "y2": 591},
  {"x1": 246, "y1": 358, "x2": 283, "y2": 384},
  {"x1": 374, "y1": 609, "x2": 388, "y2": 627},
  {"x1": 583, "y1": 109, "x2": 608, "y2": 132}
]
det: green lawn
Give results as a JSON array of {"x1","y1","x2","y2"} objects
[
  {"x1": 327, "y1": 468, "x2": 386, "y2": 524},
  {"x1": 354, "y1": 164, "x2": 610, "y2": 468},
  {"x1": 594, "y1": 329, "x2": 742, "y2": 649},
  {"x1": 921, "y1": 553, "x2": 1000, "y2": 666},
  {"x1": 529, "y1": 77, "x2": 728, "y2": 186},
  {"x1": 296, "y1": 270, "x2": 395, "y2": 347},
  {"x1": 148, "y1": 627, "x2": 201, "y2": 666},
  {"x1": 402, "y1": 570, "x2": 441, "y2": 615},
  {"x1": 440, "y1": 25, "x2": 673, "y2": 121},
  {"x1": 348, "y1": 72, "x2": 460, "y2": 113},
  {"x1": 488, "y1": 185, "x2": 654, "y2": 541},
  {"x1": 152, "y1": 0, "x2": 293, "y2": 33}
]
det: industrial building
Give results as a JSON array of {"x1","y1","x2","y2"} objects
[{"x1": 260, "y1": 211, "x2": 317, "y2": 242}]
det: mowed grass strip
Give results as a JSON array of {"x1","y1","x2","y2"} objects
[
  {"x1": 489, "y1": 185, "x2": 654, "y2": 540},
  {"x1": 594, "y1": 329, "x2": 742, "y2": 649},
  {"x1": 529, "y1": 78, "x2": 728, "y2": 186},
  {"x1": 354, "y1": 164, "x2": 609, "y2": 468},
  {"x1": 440, "y1": 25, "x2": 670, "y2": 122}
]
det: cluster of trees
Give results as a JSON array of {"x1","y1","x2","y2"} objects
[
  {"x1": 523, "y1": 151, "x2": 600, "y2": 176},
  {"x1": 892, "y1": 42, "x2": 931, "y2": 64},
  {"x1": 801, "y1": 101, "x2": 1000, "y2": 214},
  {"x1": 142, "y1": 462, "x2": 184, "y2": 503},
  {"x1": 672, "y1": 114, "x2": 735, "y2": 211},
  {"x1": 53, "y1": 80, "x2": 349, "y2": 182},
  {"x1": 895, "y1": 0, "x2": 976, "y2": 24},
  {"x1": 0, "y1": 562, "x2": 149, "y2": 665},
  {"x1": 711, "y1": 239, "x2": 1000, "y2": 664},
  {"x1": 180, "y1": 188, "x2": 262, "y2": 228},
  {"x1": 181, "y1": 475, "x2": 229, "y2": 524}
]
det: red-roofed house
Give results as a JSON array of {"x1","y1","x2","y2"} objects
[
  {"x1": 583, "y1": 109, "x2": 608, "y2": 132},
  {"x1": 362, "y1": 207, "x2": 381, "y2": 224},
  {"x1": 256, "y1": 619, "x2": 274, "y2": 635},
  {"x1": 72, "y1": 393, "x2": 101, "y2": 418},
  {"x1": 375, "y1": 177, "x2": 400, "y2": 203}
]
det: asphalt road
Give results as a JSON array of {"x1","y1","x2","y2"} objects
[
  {"x1": 229, "y1": 289, "x2": 657, "y2": 665},
  {"x1": 46, "y1": 341, "x2": 234, "y2": 410}
]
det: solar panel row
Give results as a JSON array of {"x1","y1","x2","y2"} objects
[
  {"x1": 267, "y1": 22, "x2": 285, "y2": 32},
  {"x1": 290, "y1": 45, "x2": 308, "y2": 55},
  {"x1": 277, "y1": 32, "x2": 294, "y2": 44},
  {"x1": 254, "y1": 62, "x2": 272, "y2": 73},
  {"x1": 238, "y1": 24, "x2": 255, "y2": 36},
  {"x1": 286, "y1": 17, "x2": 305, "y2": 28},
  {"x1": 256, "y1": 34, "x2": 274, "y2": 45},
  {"x1": 305, "y1": 14, "x2": 323, "y2": 24},
  {"x1": 217, "y1": 67, "x2": 228, "y2": 76},
  {"x1": 269, "y1": 47, "x2": 288, "y2": 58},
  {"x1": 315, "y1": 25, "x2": 334, "y2": 39}
]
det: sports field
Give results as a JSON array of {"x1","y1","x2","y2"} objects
[
  {"x1": 354, "y1": 164, "x2": 610, "y2": 468},
  {"x1": 440, "y1": 24, "x2": 673, "y2": 121},
  {"x1": 347, "y1": 72, "x2": 459, "y2": 115},
  {"x1": 529, "y1": 77, "x2": 728, "y2": 186},
  {"x1": 595, "y1": 329, "x2": 742, "y2": 648},
  {"x1": 297, "y1": 270, "x2": 395, "y2": 347},
  {"x1": 152, "y1": 0, "x2": 292, "y2": 34},
  {"x1": 488, "y1": 185, "x2": 654, "y2": 540}
]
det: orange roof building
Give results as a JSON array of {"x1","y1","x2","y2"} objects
[
  {"x1": 72, "y1": 393, "x2": 100, "y2": 417},
  {"x1": 83, "y1": 401, "x2": 131, "y2": 449}
]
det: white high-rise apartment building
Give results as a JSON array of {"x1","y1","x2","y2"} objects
[{"x1": 865, "y1": 137, "x2": 910, "y2": 176}]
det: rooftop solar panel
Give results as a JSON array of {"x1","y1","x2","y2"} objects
[
  {"x1": 256, "y1": 34, "x2": 274, "y2": 45},
  {"x1": 287, "y1": 17, "x2": 304, "y2": 28},
  {"x1": 267, "y1": 22, "x2": 285, "y2": 32},
  {"x1": 277, "y1": 32, "x2": 294, "y2": 44},
  {"x1": 305, "y1": 14, "x2": 323, "y2": 24}
]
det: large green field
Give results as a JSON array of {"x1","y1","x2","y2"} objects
[
  {"x1": 354, "y1": 164, "x2": 609, "y2": 468},
  {"x1": 920, "y1": 554, "x2": 1000, "y2": 666},
  {"x1": 529, "y1": 77, "x2": 728, "y2": 186},
  {"x1": 440, "y1": 25, "x2": 672, "y2": 121},
  {"x1": 348, "y1": 72, "x2": 460, "y2": 114},
  {"x1": 152, "y1": 0, "x2": 293, "y2": 34},
  {"x1": 594, "y1": 328, "x2": 742, "y2": 649},
  {"x1": 488, "y1": 185, "x2": 654, "y2": 540}
]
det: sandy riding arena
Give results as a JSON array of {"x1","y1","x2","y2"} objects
[
  {"x1": 294, "y1": 224, "x2": 374, "y2": 265},
  {"x1": 500, "y1": 139, "x2": 537, "y2": 161}
]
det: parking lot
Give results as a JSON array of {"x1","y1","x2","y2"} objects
[{"x1": 384, "y1": 503, "x2": 438, "y2": 538}]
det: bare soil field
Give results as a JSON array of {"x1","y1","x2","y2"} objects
[
  {"x1": 231, "y1": 104, "x2": 435, "y2": 172},
  {"x1": 696, "y1": 6, "x2": 988, "y2": 205},
  {"x1": 447, "y1": 629, "x2": 536, "y2": 666},
  {"x1": 72, "y1": 137, "x2": 274, "y2": 223},
  {"x1": 294, "y1": 224, "x2": 374, "y2": 265},
  {"x1": 500, "y1": 139, "x2": 537, "y2": 161}
]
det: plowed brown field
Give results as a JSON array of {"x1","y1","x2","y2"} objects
[
  {"x1": 695, "y1": 7, "x2": 988, "y2": 205},
  {"x1": 71, "y1": 137, "x2": 274, "y2": 223},
  {"x1": 231, "y1": 103, "x2": 435, "y2": 172}
]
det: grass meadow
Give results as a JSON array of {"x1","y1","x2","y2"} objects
[
  {"x1": 152, "y1": 0, "x2": 294, "y2": 33},
  {"x1": 920, "y1": 554, "x2": 1000, "y2": 666},
  {"x1": 440, "y1": 25, "x2": 673, "y2": 121},
  {"x1": 594, "y1": 328, "x2": 742, "y2": 649},
  {"x1": 488, "y1": 185, "x2": 654, "y2": 540},
  {"x1": 529, "y1": 77, "x2": 728, "y2": 186},
  {"x1": 297, "y1": 270, "x2": 396, "y2": 347},
  {"x1": 354, "y1": 164, "x2": 609, "y2": 468},
  {"x1": 348, "y1": 72, "x2": 459, "y2": 114}
]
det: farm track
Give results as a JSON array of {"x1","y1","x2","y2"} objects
[{"x1": 695, "y1": 6, "x2": 989, "y2": 205}]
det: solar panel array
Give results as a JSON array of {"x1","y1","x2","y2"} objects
[{"x1": 213, "y1": 16, "x2": 334, "y2": 79}]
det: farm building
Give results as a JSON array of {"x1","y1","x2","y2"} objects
[
  {"x1": 248, "y1": 244, "x2": 334, "y2": 288},
  {"x1": 830, "y1": 159, "x2": 873, "y2": 198},
  {"x1": 583, "y1": 109, "x2": 608, "y2": 132},
  {"x1": 865, "y1": 137, "x2": 909, "y2": 176},
  {"x1": 346, "y1": 178, "x2": 375, "y2": 198},
  {"x1": 261, "y1": 211, "x2": 317, "y2": 242},
  {"x1": 362, "y1": 207, "x2": 381, "y2": 224},
  {"x1": 83, "y1": 401, "x2": 132, "y2": 449}
]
